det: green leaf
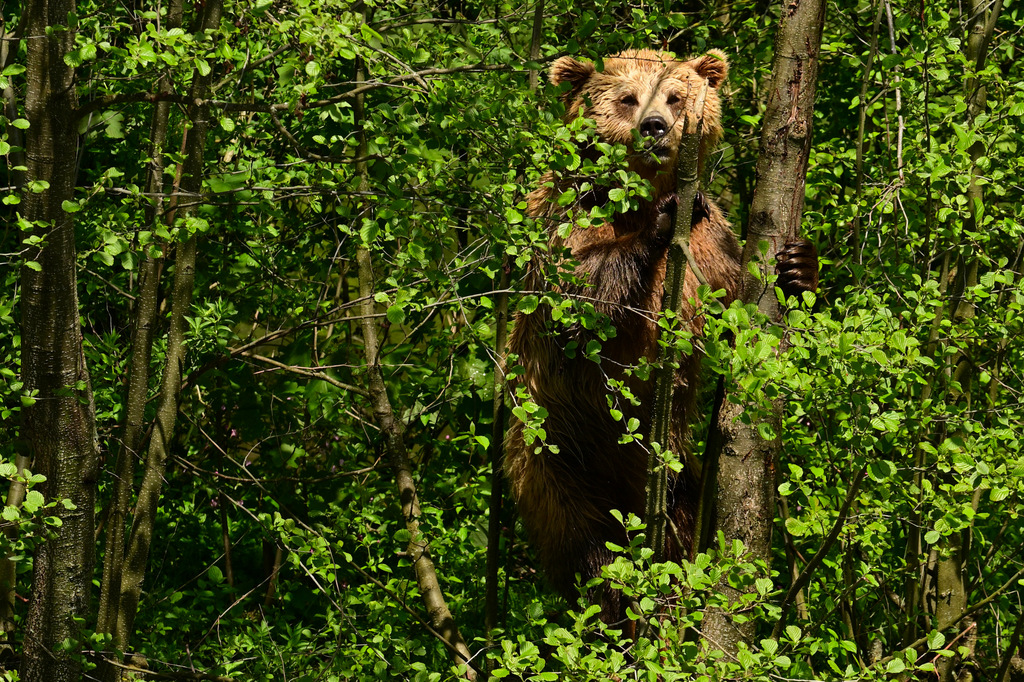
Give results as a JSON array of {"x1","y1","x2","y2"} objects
[
  {"x1": 207, "y1": 565, "x2": 224, "y2": 583},
  {"x1": 23, "y1": 489, "x2": 45, "y2": 513},
  {"x1": 386, "y1": 305, "x2": 405, "y2": 325},
  {"x1": 870, "y1": 413, "x2": 899, "y2": 432},
  {"x1": 951, "y1": 122, "x2": 970, "y2": 152},
  {"x1": 926, "y1": 630, "x2": 945, "y2": 649},
  {"x1": 784, "y1": 517, "x2": 807, "y2": 537},
  {"x1": 359, "y1": 219, "x2": 379, "y2": 244},
  {"x1": 185, "y1": 216, "x2": 209, "y2": 235},
  {"x1": 518, "y1": 295, "x2": 539, "y2": 315},
  {"x1": 557, "y1": 188, "x2": 577, "y2": 206},
  {"x1": 360, "y1": 23, "x2": 383, "y2": 43},
  {"x1": 868, "y1": 459, "x2": 897, "y2": 482}
]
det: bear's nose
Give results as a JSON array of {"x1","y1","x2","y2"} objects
[{"x1": 639, "y1": 115, "x2": 668, "y2": 139}]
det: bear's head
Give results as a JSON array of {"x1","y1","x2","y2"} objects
[{"x1": 550, "y1": 49, "x2": 728, "y2": 195}]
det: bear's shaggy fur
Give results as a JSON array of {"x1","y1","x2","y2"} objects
[{"x1": 505, "y1": 49, "x2": 742, "y2": 623}]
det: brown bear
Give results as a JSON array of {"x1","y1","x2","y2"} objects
[{"x1": 504, "y1": 49, "x2": 816, "y2": 626}]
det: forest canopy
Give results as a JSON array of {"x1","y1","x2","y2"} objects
[{"x1": 1, "y1": 0, "x2": 1022, "y2": 680}]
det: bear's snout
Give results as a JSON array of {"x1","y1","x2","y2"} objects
[{"x1": 639, "y1": 114, "x2": 669, "y2": 139}]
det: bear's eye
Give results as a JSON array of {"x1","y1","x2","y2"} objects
[
  {"x1": 620, "y1": 94, "x2": 638, "y2": 107},
  {"x1": 666, "y1": 93, "x2": 681, "y2": 106}
]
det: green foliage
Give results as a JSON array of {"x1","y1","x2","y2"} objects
[
  {"x1": 491, "y1": 516, "x2": 963, "y2": 680},
  {"x1": 1, "y1": 0, "x2": 1023, "y2": 679},
  {"x1": 0, "y1": 468, "x2": 64, "y2": 563}
]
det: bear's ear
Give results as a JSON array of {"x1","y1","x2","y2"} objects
[
  {"x1": 687, "y1": 49, "x2": 729, "y2": 89},
  {"x1": 549, "y1": 56, "x2": 595, "y2": 98}
]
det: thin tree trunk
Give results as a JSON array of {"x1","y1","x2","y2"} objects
[
  {"x1": 96, "y1": 0, "x2": 182, "y2": 634},
  {"x1": 353, "y1": 28, "x2": 475, "y2": 677},
  {"x1": 701, "y1": 0, "x2": 826, "y2": 656},
  {"x1": 263, "y1": 543, "x2": 283, "y2": 606},
  {"x1": 997, "y1": 614, "x2": 1024, "y2": 682},
  {"x1": 0, "y1": 16, "x2": 26, "y2": 190},
  {"x1": 18, "y1": 0, "x2": 99, "y2": 678},
  {"x1": 114, "y1": 237, "x2": 198, "y2": 662},
  {"x1": 646, "y1": 84, "x2": 706, "y2": 560},
  {"x1": 484, "y1": 259, "x2": 509, "y2": 637},
  {"x1": 933, "y1": 4, "x2": 1002, "y2": 680},
  {"x1": 110, "y1": 0, "x2": 222, "y2": 670},
  {"x1": 0, "y1": 453, "x2": 30, "y2": 640},
  {"x1": 526, "y1": 0, "x2": 545, "y2": 92},
  {"x1": 355, "y1": 247, "x2": 477, "y2": 680},
  {"x1": 219, "y1": 494, "x2": 234, "y2": 588}
]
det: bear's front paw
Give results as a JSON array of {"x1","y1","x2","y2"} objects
[
  {"x1": 654, "y1": 192, "x2": 711, "y2": 243},
  {"x1": 775, "y1": 238, "x2": 819, "y2": 300},
  {"x1": 654, "y1": 194, "x2": 678, "y2": 242}
]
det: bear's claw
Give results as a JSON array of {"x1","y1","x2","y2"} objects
[{"x1": 775, "y1": 238, "x2": 819, "y2": 300}]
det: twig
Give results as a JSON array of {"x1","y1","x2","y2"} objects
[
  {"x1": 240, "y1": 351, "x2": 370, "y2": 396},
  {"x1": 996, "y1": 612, "x2": 1024, "y2": 682},
  {"x1": 74, "y1": 63, "x2": 519, "y2": 120},
  {"x1": 100, "y1": 657, "x2": 233, "y2": 682},
  {"x1": 771, "y1": 464, "x2": 867, "y2": 641}
]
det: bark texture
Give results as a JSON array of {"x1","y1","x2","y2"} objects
[
  {"x1": 701, "y1": 0, "x2": 826, "y2": 656},
  {"x1": 19, "y1": 0, "x2": 98, "y2": 678},
  {"x1": 110, "y1": 0, "x2": 222, "y2": 669},
  {"x1": 646, "y1": 86, "x2": 705, "y2": 560},
  {"x1": 356, "y1": 248, "x2": 476, "y2": 679},
  {"x1": 96, "y1": 0, "x2": 181, "y2": 636}
]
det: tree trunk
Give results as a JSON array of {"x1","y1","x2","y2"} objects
[
  {"x1": 701, "y1": 0, "x2": 826, "y2": 656},
  {"x1": 353, "y1": 29, "x2": 475, "y2": 677},
  {"x1": 18, "y1": 0, "x2": 99, "y2": 678},
  {"x1": 96, "y1": 0, "x2": 182, "y2": 635},
  {"x1": 485, "y1": 258, "x2": 510, "y2": 637},
  {"x1": 0, "y1": 452, "x2": 30, "y2": 642},
  {"x1": 646, "y1": 86, "x2": 706, "y2": 560},
  {"x1": 109, "y1": 0, "x2": 222, "y2": 671},
  {"x1": 933, "y1": 3, "x2": 1003, "y2": 680}
]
